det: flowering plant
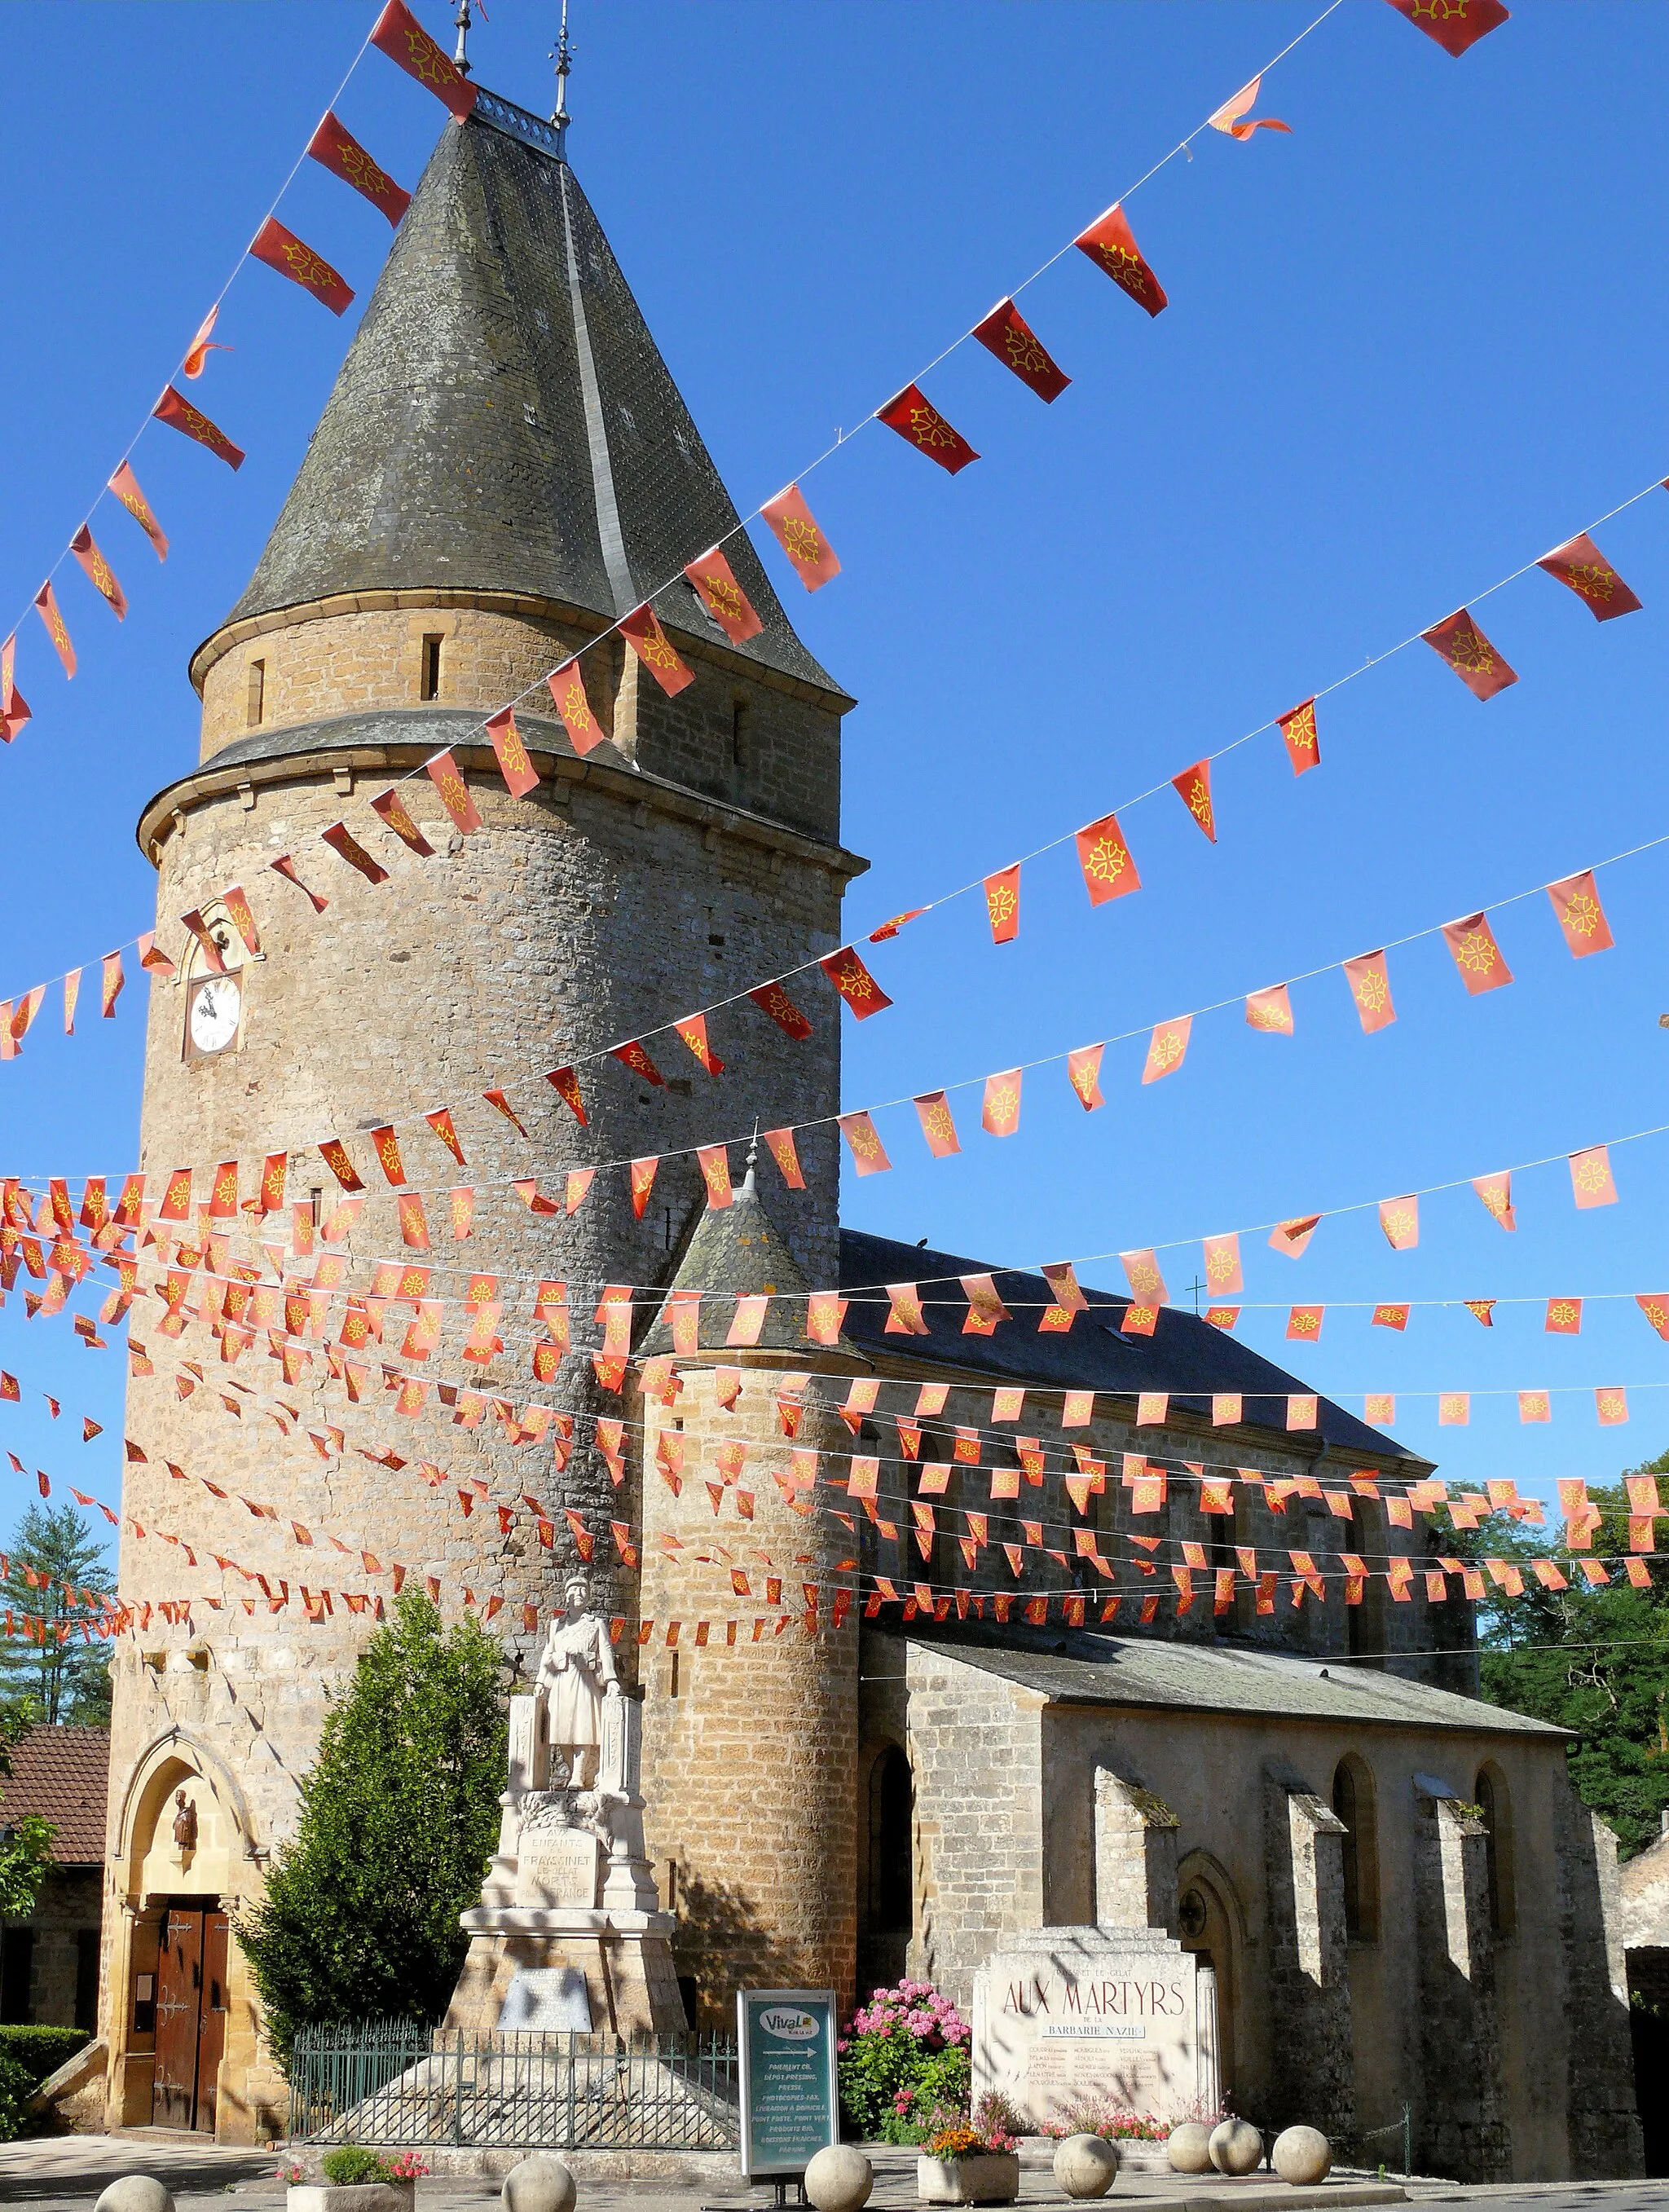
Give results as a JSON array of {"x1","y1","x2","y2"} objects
[
  {"x1": 1039, "y1": 2095, "x2": 1171, "y2": 2141},
  {"x1": 275, "y1": 2165, "x2": 306, "y2": 2187},
  {"x1": 836, "y1": 1978, "x2": 972, "y2": 2143},
  {"x1": 921, "y1": 2093, "x2": 1023, "y2": 2159},
  {"x1": 378, "y1": 2155, "x2": 430, "y2": 2182}
]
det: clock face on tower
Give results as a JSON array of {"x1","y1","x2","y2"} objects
[{"x1": 187, "y1": 974, "x2": 242, "y2": 1058}]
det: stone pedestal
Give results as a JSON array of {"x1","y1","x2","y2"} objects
[{"x1": 445, "y1": 1684, "x2": 686, "y2": 2038}]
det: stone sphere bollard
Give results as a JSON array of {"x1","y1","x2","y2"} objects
[
  {"x1": 1272, "y1": 2128, "x2": 1332, "y2": 2185},
  {"x1": 1209, "y1": 2119, "x2": 1264, "y2": 2176},
  {"x1": 95, "y1": 2183, "x2": 174, "y2": 2212},
  {"x1": 1166, "y1": 2122, "x2": 1213, "y2": 2174},
  {"x1": 804, "y1": 2145, "x2": 874, "y2": 2212},
  {"x1": 1052, "y1": 2133, "x2": 1120, "y2": 2198},
  {"x1": 502, "y1": 2153, "x2": 577, "y2": 2212}
]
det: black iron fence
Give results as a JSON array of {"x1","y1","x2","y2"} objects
[{"x1": 287, "y1": 2023, "x2": 741, "y2": 2151}]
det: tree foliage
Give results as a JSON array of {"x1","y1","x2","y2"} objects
[
  {"x1": 1462, "y1": 1454, "x2": 1669, "y2": 1857},
  {"x1": 0, "y1": 1504, "x2": 113, "y2": 1726},
  {"x1": 235, "y1": 1595, "x2": 507, "y2": 2063}
]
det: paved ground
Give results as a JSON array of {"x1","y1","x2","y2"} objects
[{"x1": 0, "y1": 2135, "x2": 1662, "y2": 2212}]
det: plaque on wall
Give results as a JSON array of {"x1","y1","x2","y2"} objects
[
  {"x1": 497, "y1": 1967, "x2": 593, "y2": 2032},
  {"x1": 514, "y1": 1826, "x2": 601, "y2": 1910}
]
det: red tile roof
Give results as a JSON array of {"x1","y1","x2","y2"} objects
[{"x1": 0, "y1": 1726, "x2": 109, "y2": 1865}]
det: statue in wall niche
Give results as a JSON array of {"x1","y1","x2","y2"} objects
[
  {"x1": 535, "y1": 1574, "x2": 620, "y2": 1788},
  {"x1": 172, "y1": 1790, "x2": 198, "y2": 1860}
]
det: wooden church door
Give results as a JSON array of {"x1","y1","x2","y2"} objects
[{"x1": 153, "y1": 1906, "x2": 226, "y2": 2130}]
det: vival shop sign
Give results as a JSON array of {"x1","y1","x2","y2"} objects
[
  {"x1": 973, "y1": 1928, "x2": 1200, "y2": 2127},
  {"x1": 738, "y1": 1988, "x2": 839, "y2": 2179}
]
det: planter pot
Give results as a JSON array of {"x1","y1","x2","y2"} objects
[
  {"x1": 289, "y1": 2185, "x2": 416, "y2": 2212},
  {"x1": 916, "y1": 2153, "x2": 1020, "y2": 2205}
]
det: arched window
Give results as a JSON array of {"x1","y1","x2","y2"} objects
[
  {"x1": 1475, "y1": 1764, "x2": 1516, "y2": 1936},
  {"x1": 867, "y1": 1745, "x2": 913, "y2": 1934},
  {"x1": 1330, "y1": 1755, "x2": 1380, "y2": 1941}
]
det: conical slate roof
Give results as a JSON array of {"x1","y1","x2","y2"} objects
[
  {"x1": 225, "y1": 90, "x2": 841, "y2": 698},
  {"x1": 639, "y1": 1169, "x2": 843, "y2": 1358}
]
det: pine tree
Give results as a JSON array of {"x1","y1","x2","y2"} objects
[
  {"x1": 0, "y1": 1503, "x2": 113, "y2": 1726},
  {"x1": 235, "y1": 1593, "x2": 506, "y2": 2062}
]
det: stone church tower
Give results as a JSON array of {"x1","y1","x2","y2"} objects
[{"x1": 100, "y1": 85, "x2": 862, "y2": 2139}]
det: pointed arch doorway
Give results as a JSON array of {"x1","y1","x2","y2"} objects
[{"x1": 1178, "y1": 1854, "x2": 1243, "y2": 2111}]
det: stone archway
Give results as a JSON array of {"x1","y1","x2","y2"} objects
[
  {"x1": 1178, "y1": 1852, "x2": 1244, "y2": 2113},
  {"x1": 107, "y1": 1730, "x2": 266, "y2": 2138}
]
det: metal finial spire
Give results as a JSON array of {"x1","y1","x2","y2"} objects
[
  {"x1": 550, "y1": 0, "x2": 574, "y2": 152},
  {"x1": 453, "y1": 0, "x2": 473, "y2": 76},
  {"x1": 743, "y1": 1121, "x2": 759, "y2": 1196}
]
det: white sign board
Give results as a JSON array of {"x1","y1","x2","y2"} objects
[{"x1": 974, "y1": 1928, "x2": 1199, "y2": 2128}]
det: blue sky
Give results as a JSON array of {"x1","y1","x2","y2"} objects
[{"x1": 0, "y1": 0, "x2": 1666, "y2": 1562}]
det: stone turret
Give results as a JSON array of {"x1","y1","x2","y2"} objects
[{"x1": 103, "y1": 86, "x2": 861, "y2": 2139}]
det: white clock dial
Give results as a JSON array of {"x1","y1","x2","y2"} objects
[{"x1": 189, "y1": 976, "x2": 241, "y2": 1055}]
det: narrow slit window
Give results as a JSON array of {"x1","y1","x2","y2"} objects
[
  {"x1": 730, "y1": 698, "x2": 750, "y2": 770},
  {"x1": 245, "y1": 659, "x2": 266, "y2": 729},
  {"x1": 420, "y1": 634, "x2": 443, "y2": 702}
]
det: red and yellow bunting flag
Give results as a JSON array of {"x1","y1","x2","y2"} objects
[
  {"x1": 370, "y1": 787, "x2": 436, "y2": 857},
  {"x1": 108, "y1": 461, "x2": 168, "y2": 560},
  {"x1": 1385, "y1": 0, "x2": 1509, "y2": 57},
  {"x1": 537, "y1": 1067, "x2": 583, "y2": 1128},
  {"x1": 1075, "y1": 812, "x2": 1140, "y2": 906},
  {"x1": 1341, "y1": 948, "x2": 1395, "y2": 1033},
  {"x1": 1208, "y1": 74, "x2": 1292, "y2": 139},
  {"x1": 154, "y1": 386, "x2": 244, "y2": 469},
  {"x1": 1287, "y1": 1306, "x2": 1323, "y2": 1342},
  {"x1": 565, "y1": 1170, "x2": 594, "y2": 1216},
  {"x1": 674, "y1": 1013, "x2": 724, "y2": 1077},
  {"x1": 611, "y1": 1038, "x2": 663, "y2": 1086},
  {"x1": 688, "y1": 1144, "x2": 732, "y2": 1211},
  {"x1": 1568, "y1": 1143, "x2": 1617, "y2": 1209},
  {"x1": 1459, "y1": 1299, "x2": 1493, "y2": 1328},
  {"x1": 819, "y1": 945, "x2": 892, "y2": 1018},
  {"x1": 1365, "y1": 1394, "x2": 1394, "y2": 1426},
  {"x1": 396, "y1": 1194, "x2": 430, "y2": 1250},
  {"x1": 422, "y1": 1107, "x2": 465, "y2": 1166},
  {"x1": 159, "y1": 1168, "x2": 193, "y2": 1221},
  {"x1": 179, "y1": 910, "x2": 226, "y2": 973},
  {"x1": 33, "y1": 584, "x2": 74, "y2": 678},
  {"x1": 1442, "y1": 910, "x2": 1512, "y2": 994},
  {"x1": 181, "y1": 304, "x2": 224, "y2": 381},
  {"x1": 1636, "y1": 1293, "x2": 1669, "y2": 1341},
  {"x1": 877, "y1": 384, "x2": 979, "y2": 474},
  {"x1": 1472, "y1": 1170, "x2": 1516, "y2": 1230},
  {"x1": 547, "y1": 658, "x2": 607, "y2": 755},
  {"x1": 250, "y1": 218, "x2": 354, "y2": 315},
  {"x1": 483, "y1": 1086, "x2": 528, "y2": 1135},
  {"x1": 1421, "y1": 608, "x2": 1517, "y2": 700},
  {"x1": 371, "y1": 0, "x2": 479, "y2": 117},
  {"x1": 1545, "y1": 1297, "x2": 1583, "y2": 1335},
  {"x1": 1277, "y1": 697, "x2": 1319, "y2": 775},
  {"x1": 1379, "y1": 1194, "x2": 1419, "y2": 1249},
  {"x1": 870, "y1": 909, "x2": 927, "y2": 943},
  {"x1": 970, "y1": 297, "x2": 1070, "y2": 402},
  {"x1": 62, "y1": 970, "x2": 79, "y2": 1035},
  {"x1": 885, "y1": 1284, "x2": 931, "y2": 1337},
  {"x1": 485, "y1": 708, "x2": 539, "y2": 799},
  {"x1": 426, "y1": 750, "x2": 482, "y2": 835},
  {"x1": 220, "y1": 885, "x2": 261, "y2": 956},
  {"x1": 137, "y1": 931, "x2": 176, "y2": 976},
  {"x1": 1067, "y1": 1043, "x2": 1104, "y2": 1111},
  {"x1": 806, "y1": 1291, "x2": 847, "y2": 1345},
  {"x1": 982, "y1": 1070, "x2": 1022, "y2": 1137},
  {"x1": 1598, "y1": 1386, "x2": 1630, "y2": 1429},
  {"x1": 630, "y1": 1157, "x2": 658, "y2": 1221},
  {"x1": 1545, "y1": 868, "x2": 1613, "y2": 957},
  {"x1": 318, "y1": 1140, "x2": 363, "y2": 1193},
  {"x1": 99, "y1": 952, "x2": 124, "y2": 1016},
  {"x1": 70, "y1": 527, "x2": 126, "y2": 619},
  {"x1": 962, "y1": 1275, "x2": 1011, "y2": 1335},
  {"x1": 1270, "y1": 1214, "x2": 1319, "y2": 1258},
  {"x1": 1, "y1": 635, "x2": 30, "y2": 742},
  {"x1": 1171, "y1": 760, "x2": 1215, "y2": 841},
  {"x1": 764, "y1": 1127, "x2": 805, "y2": 1190},
  {"x1": 1074, "y1": 203, "x2": 1167, "y2": 316},
  {"x1": 368, "y1": 1126, "x2": 406, "y2": 1187},
  {"x1": 258, "y1": 1153, "x2": 286, "y2": 1213},
  {"x1": 271, "y1": 854, "x2": 328, "y2": 913},
  {"x1": 683, "y1": 546, "x2": 763, "y2": 644},
  {"x1": 761, "y1": 484, "x2": 841, "y2": 591},
  {"x1": 1203, "y1": 1232, "x2": 1243, "y2": 1296},
  {"x1": 620, "y1": 603, "x2": 693, "y2": 696},
  {"x1": 1142, "y1": 1016, "x2": 1191, "y2": 1083},
  {"x1": 1372, "y1": 1303, "x2": 1409, "y2": 1330},
  {"x1": 1536, "y1": 532, "x2": 1640, "y2": 621},
  {"x1": 321, "y1": 822, "x2": 390, "y2": 884},
  {"x1": 307, "y1": 111, "x2": 412, "y2": 226},
  {"x1": 749, "y1": 979, "x2": 813, "y2": 1039},
  {"x1": 1245, "y1": 984, "x2": 1292, "y2": 1035},
  {"x1": 983, "y1": 865, "x2": 1019, "y2": 944},
  {"x1": 1436, "y1": 1395, "x2": 1470, "y2": 1427},
  {"x1": 914, "y1": 1091, "x2": 961, "y2": 1158},
  {"x1": 838, "y1": 1110, "x2": 892, "y2": 1177},
  {"x1": 1120, "y1": 1249, "x2": 1167, "y2": 1306}
]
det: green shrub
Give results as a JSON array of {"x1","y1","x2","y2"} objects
[
  {"x1": 0, "y1": 2025, "x2": 90, "y2": 2090},
  {"x1": 837, "y1": 1980, "x2": 972, "y2": 2143},
  {"x1": 320, "y1": 2148, "x2": 385, "y2": 2186},
  {"x1": 0, "y1": 2048, "x2": 37, "y2": 2143}
]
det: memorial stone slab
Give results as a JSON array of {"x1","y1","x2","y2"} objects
[
  {"x1": 497, "y1": 1967, "x2": 594, "y2": 2032},
  {"x1": 514, "y1": 1826, "x2": 601, "y2": 1910}
]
